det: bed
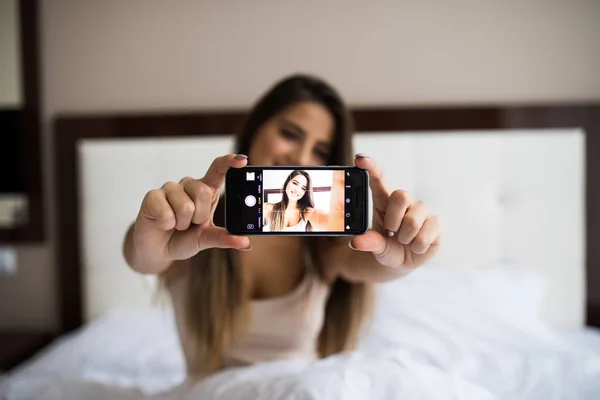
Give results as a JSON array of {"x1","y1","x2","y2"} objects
[{"x1": 1, "y1": 105, "x2": 600, "y2": 399}]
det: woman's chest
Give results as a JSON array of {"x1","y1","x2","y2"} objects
[
  {"x1": 283, "y1": 209, "x2": 303, "y2": 227},
  {"x1": 240, "y1": 237, "x2": 307, "y2": 300}
]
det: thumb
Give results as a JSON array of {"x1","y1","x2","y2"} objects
[
  {"x1": 350, "y1": 230, "x2": 407, "y2": 268},
  {"x1": 350, "y1": 230, "x2": 387, "y2": 254},
  {"x1": 198, "y1": 226, "x2": 251, "y2": 251}
]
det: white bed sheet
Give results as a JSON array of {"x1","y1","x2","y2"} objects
[{"x1": 2, "y1": 267, "x2": 600, "y2": 400}]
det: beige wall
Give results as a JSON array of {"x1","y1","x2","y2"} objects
[{"x1": 1, "y1": 0, "x2": 599, "y2": 331}]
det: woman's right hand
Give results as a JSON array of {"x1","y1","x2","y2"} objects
[{"x1": 131, "y1": 154, "x2": 251, "y2": 267}]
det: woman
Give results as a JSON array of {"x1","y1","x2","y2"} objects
[
  {"x1": 263, "y1": 169, "x2": 345, "y2": 232},
  {"x1": 123, "y1": 74, "x2": 441, "y2": 377}
]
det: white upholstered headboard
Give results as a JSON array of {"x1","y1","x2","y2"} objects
[{"x1": 77, "y1": 129, "x2": 585, "y2": 329}]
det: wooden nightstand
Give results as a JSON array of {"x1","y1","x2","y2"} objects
[{"x1": 0, "y1": 332, "x2": 54, "y2": 373}]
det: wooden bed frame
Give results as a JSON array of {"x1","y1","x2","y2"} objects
[{"x1": 53, "y1": 104, "x2": 600, "y2": 336}]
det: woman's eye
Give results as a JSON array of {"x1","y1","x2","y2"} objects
[
  {"x1": 314, "y1": 149, "x2": 329, "y2": 160},
  {"x1": 280, "y1": 128, "x2": 299, "y2": 140}
]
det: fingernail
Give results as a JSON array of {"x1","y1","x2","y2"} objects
[
  {"x1": 237, "y1": 245, "x2": 252, "y2": 251},
  {"x1": 234, "y1": 154, "x2": 248, "y2": 160},
  {"x1": 348, "y1": 241, "x2": 357, "y2": 250},
  {"x1": 355, "y1": 153, "x2": 368, "y2": 158},
  {"x1": 386, "y1": 230, "x2": 396, "y2": 237}
]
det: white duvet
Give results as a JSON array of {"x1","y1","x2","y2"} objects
[{"x1": 2, "y1": 267, "x2": 600, "y2": 400}]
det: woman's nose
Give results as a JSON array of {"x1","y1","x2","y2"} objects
[{"x1": 288, "y1": 145, "x2": 313, "y2": 166}]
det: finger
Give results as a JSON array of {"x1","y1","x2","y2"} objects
[
  {"x1": 396, "y1": 201, "x2": 428, "y2": 245},
  {"x1": 181, "y1": 179, "x2": 214, "y2": 225},
  {"x1": 350, "y1": 230, "x2": 406, "y2": 267},
  {"x1": 409, "y1": 215, "x2": 441, "y2": 255},
  {"x1": 354, "y1": 154, "x2": 389, "y2": 210},
  {"x1": 162, "y1": 181, "x2": 195, "y2": 231},
  {"x1": 198, "y1": 226, "x2": 251, "y2": 251},
  {"x1": 201, "y1": 154, "x2": 248, "y2": 190},
  {"x1": 384, "y1": 190, "x2": 414, "y2": 235},
  {"x1": 140, "y1": 189, "x2": 176, "y2": 231}
]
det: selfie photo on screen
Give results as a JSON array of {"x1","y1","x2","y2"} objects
[{"x1": 262, "y1": 169, "x2": 345, "y2": 232}]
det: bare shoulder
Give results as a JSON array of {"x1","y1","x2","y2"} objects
[{"x1": 304, "y1": 206, "x2": 316, "y2": 217}]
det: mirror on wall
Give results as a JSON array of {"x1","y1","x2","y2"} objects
[{"x1": 0, "y1": 0, "x2": 44, "y2": 242}]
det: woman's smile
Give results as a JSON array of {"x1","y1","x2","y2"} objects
[{"x1": 289, "y1": 189, "x2": 303, "y2": 200}]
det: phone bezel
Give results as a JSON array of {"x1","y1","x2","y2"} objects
[{"x1": 225, "y1": 166, "x2": 369, "y2": 236}]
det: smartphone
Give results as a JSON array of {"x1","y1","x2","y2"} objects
[{"x1": 225, "y1": 166, "x2": 369, "y2": 236}]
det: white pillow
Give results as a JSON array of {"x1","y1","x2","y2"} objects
[{"x1": 361, "y1": 265, "x2": 557, "y2": 357}]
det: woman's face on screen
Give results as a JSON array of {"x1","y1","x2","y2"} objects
[
  {"x1": 285, "y1": 174, "x2": 308, "y2": 202},
  {"x1": 248, "y1": 101, "x2": 335, "y2": 167}
]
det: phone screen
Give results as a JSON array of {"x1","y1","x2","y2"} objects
[{"x1": 226, "y1": 166, "x2": 368, "y2": 236}]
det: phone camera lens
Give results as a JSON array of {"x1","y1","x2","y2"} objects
[{"x1": 247, "y1": 223, "x2": 254, "y2": 229}]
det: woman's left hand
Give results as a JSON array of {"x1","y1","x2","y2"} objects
[{"x1": 350, "y1": 154, "x2": 442, "y2": 269}]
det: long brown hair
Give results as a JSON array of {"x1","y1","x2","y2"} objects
[
  {"x1": 267, "y1": 170, "x2": 314, "y2": 232},
  {"x1": 165, "y1": 74, "x2": 374, "y2": 375}
]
